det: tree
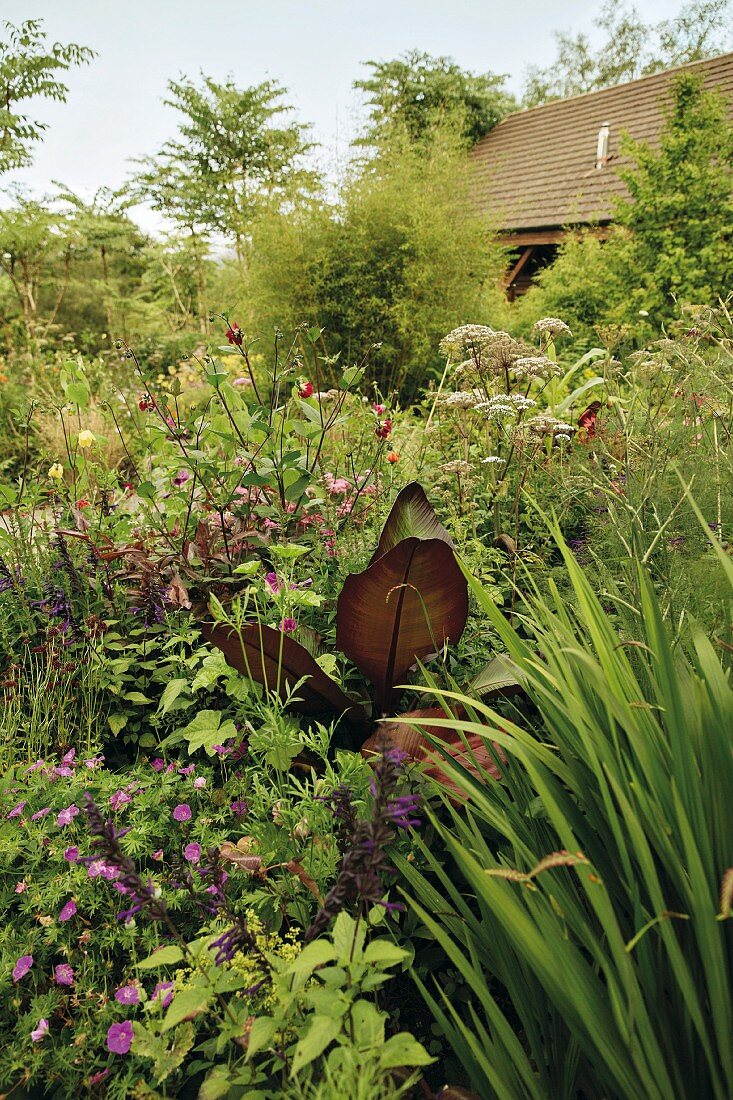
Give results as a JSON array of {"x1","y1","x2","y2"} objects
[
  {"x1": 134, "y1": 74, "x2": 317, "y2": 277},
  {"x1": 0, "y1": 19, "x2": 95, "y2": 173},
  {"x1": 613, "y1": 72, "x2": 733, "y2": 315},
  {"x1": 523, "y1": 0, "x2": 731, "y2": 107},
  {"x1": 355, "y1": 50, "x2": 513, "y2": 147}
]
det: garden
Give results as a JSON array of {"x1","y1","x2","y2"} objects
[{"x1": 0, "y1": 6, "x2": 732, "y2": 1099}]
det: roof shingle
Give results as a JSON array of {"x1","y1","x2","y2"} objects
[{"x1": 470, "y1": 52, "x2": 733, "y2": 233}]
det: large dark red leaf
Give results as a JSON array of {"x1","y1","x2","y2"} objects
[
  {"x1": 336, "y1": 537, "x2": 468, "y2": 714},
  {"x1": 200, "y1": 621, "x2": 368, "y2": 725},
  {"x1": 361, "y1": 707, "x2": 506, "y2": 803},
  {"x1": 371, "y1": 482, "x2": 454, "y2": 564}
]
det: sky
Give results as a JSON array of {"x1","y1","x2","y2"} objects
[{"x1": 2, "y1": 0, "x2": 691, "y2": 231}]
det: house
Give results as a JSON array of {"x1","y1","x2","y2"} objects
[{"x1": 470, "y1": 52, "x2": 733, "y2": 298}]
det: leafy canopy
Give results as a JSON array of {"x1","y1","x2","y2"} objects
[
  {"x1": 354, "y1": 49, "x2": 514, "y2": 147},
  {"x1": 523, "y1": 0, "x2": 731, "y2": 106},
  {"x1": 0, "y1": 19, "x2": 95, "y2": 173}
]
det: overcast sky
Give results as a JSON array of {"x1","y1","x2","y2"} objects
[{"x1": 3, "y1": 0, "x2": 692, "y2": 229}]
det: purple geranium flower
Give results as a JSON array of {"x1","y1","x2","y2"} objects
[
  {"x1": 54, "y1": 963, "x2": 75, "y2": 986},
  {"x1": 172, "y1": 803, "x2": 191, "y2": 822},
  {"x1": 109, "y1": 790, "x2": 132, "y2": 812},
  {"x1": 231, "y1": 800, "x2": 248, "y2": 817},
  {"x1": 152, "y1": 981, "x2": 174, "y2": 1009},
  {"x1": 30, "y1": 807, "x2": 51, "y2": 821},
  {"x1": 12, "y1": 955, "x2": 34, "y2": 982},
  {"x1": 64, "y1": 846, "x2": 79, "y2": 862},
  {"x1": 57, "y1": 804, "x2": 79, "y2": 827},
  {"x1": 150, "y1": 758, "x2": 165, "y2": 772},
  {"x1": 58, "y1": 899, "x2": 77, "y2": 922},
  {"x1": 106, "y1": 1020, "x2": 133, "y2": 1055},
  {"x1": 31, "y1": 1018, "x2": 49, "y2": 1043},
  {"x1": 114, "y1": 984, "x2": 140, "y2": 1005},
  {"x1": 7, "y1": 801, "x2": 26, "y2": 819},
  {"x1": 184, "y1": 843, "x2": 201, "y2": 863}
]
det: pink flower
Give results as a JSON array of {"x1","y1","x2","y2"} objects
[
  {"x1": 193, "y1": 776, "x2": 206, "y2": 790},
  {"x1": 15, "y1": 880, "x2": 27, "y2": 894},
  {"x1": 172, "y1": 469, "x2": 191, "y2": 488},
  {"x1": 84, "y1": 755, "x2": 104, "y2": 769},
  {"x1": 150, "y1": 758, "x2": 165, "y2": 772},
  {"x1": 106, "y1": 1020, "x2": 133, "y2": 1055},
  {"x1": 56, "y1": 804, "x2": 79, "y2": 827},
  {"x1": 58, "y1": 899, "x2": 77, "y2": 922},
  {"x1": 7, "y1": 801, "x2": 26, "y2": 819},
  {"x1": 64, "y1": 846, "x2": 79, "y2": 862},
  {"x1": 54, "y1": 963, "x2": 75, "y2": 986},
  {"x1": 152, "y1": 981, "x2": 174, "y2": 1009},
  {"x1": 109, "y1": 790, "x2": 132, "y2": 812},
  {"x1": 264, "y1": 571, "x2": 282, "y2": 593},
  {"x1": 54, "y1": 766, "x2": 73, "y2": 777},
  {"x1": 31, "y1": 1019, "x2": 49, "y2": 1043},
  {"x1": 61, "y1": 749, "x2": 76, "y2": 766},
  {"x1": 88, "y1": 1070, "x2": 110, "y2": 1086},
  {"x1": 152, "y1": 849, "x2": 163, "y2": 861},
  {"x1": 30, "y1": 807, "x2": 51, "y2": 821},
  {"x1": 12, "y1": 954, "x2": 34, "y2": 982},
  {"x1": 262, "y1": 517, "x2": 280, "y2": 530},
  {"x1": 115, "y1": 984, "x2": 140, "y2": 1005},
  {"x1": 172, "y1": 803, "x2": 191, "y2": 822},
  {"x1": 178, "y1": 764, "x2": 195, "y2": 777},
  {"x1": 184, "y1": 843, "x2": 201, "y2": 863},
  {"x1": 373, "y1": 403, "x2": 385, "y2": 414},
  {"x1": 232, "y1": 376, "x2": 252, "y2": 386},
  {"x1": 279, "y1": 617, "x2": 297, "y2": 634}
]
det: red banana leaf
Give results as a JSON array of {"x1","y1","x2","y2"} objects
[
  {"x1": 336, "y1": 537, "x2": 468, "y2": 714},
  {"x1": 361, "y1": 706, "x2": 506, "y2": 804},
  {"x1": 370, "y1": 481, "x2": 454, "y2": 563},
  {"x1": 200, "y1": 621, "x2": 368, "y2": 725}
]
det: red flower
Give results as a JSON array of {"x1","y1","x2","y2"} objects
[
  {"x1": 225, "y1": 325, "x2": 244, "y2": 347},
  {"x1": 375, "y1": 418, "x2": 392, "y2": 440},
  {"x1": 75, "y1": 499, "x2": 90, "y2": 509},
  {"x1": 298, "y1": 379, "x2": 314, "y2": 399},
  {"x1": 138, "y1": 393, "x2": 155, "y2": 411},
  {"x1": 577, "y1": 401, "x2": 602, "y2": 441}
]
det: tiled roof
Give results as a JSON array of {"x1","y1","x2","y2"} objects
[{"x1": 471, "y1": 52, "x2": 733, "y2": 233}]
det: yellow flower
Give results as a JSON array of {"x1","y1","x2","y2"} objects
[
  {"x1": 48, "y1": 462, "x2": 64, "y2": 481},
  {"x1": 77, "y1": 430, "x2": 95, "y2": 449}
]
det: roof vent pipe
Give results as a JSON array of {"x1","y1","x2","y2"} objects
[{"x1": 596, "y1": 122, "x2": 610, "y2": 169}]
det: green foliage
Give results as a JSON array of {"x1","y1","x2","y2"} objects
[
  {"x1": 0, "y1": 19, "x2": 94, "y2": 173},
  {"x1": 402, "y1": 532, "x2": 733, "y2": 1099},
  {"x1": 354, "y1": 49, "x2": 513, "y2": 147},
  {"x1": 523, "y1": 0, "x2": 731, "y2": 106}
]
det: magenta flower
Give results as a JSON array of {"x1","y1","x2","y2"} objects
[
  {"x1": 152, "y1": 849, "x2": 163, "y2": 861},
  {"x1": 106, "y1": 1020, "x2": 133, "y2": 1055},
  {"x1": 12, "y1": 954, "x2": 34, "y2": 982},
  {"x1": 264, "y1": 572, "x2": 282, "y2": 593},
  {"x1": 109, "y1": 790, "x2": 132, "y2": 812},
  {"x1": 279, "y1": 617, "x2": 297, "y2": 634},
  {"x1": 152, "y1": 981, "x2": 174, "y2": 1009},
  {"x1": 31, "y1": 1018, "x2": 49, "y2": 1043},
  {"x1": 115, "y1": 984, "x2": 140, "y2": 1005},
  {"x1": 58, "y1": 899, "x2": 77, "y2": 922},
  {"x1": 64, "y1": 846, "x2": 79, "y2": 862},
  {"x1": 61, "y1": 749, "x2": 76, "y2": 766},
  {"x1": 231, "y1": 800, "x2": 247, "y2": 817},
  {"x1": 178, "y1": 764, "x2": 195, "y2": 777},
  {"x1": 172, "y1": 469, "x2": 191, "y2": 488},
  {"x1": 184, "y1": 843, "x2": 201, "y2": 863},
  {"x1": 30, "y1": 807, "x2": 51, "y2": 821},
  {"x1": 54, "y1": 765, "x2": 74, "y2": 777},
  {"x1": 7, "y1": 801, "x2": 26, "y2": 819},
  {"x1": 54, "y1": 963, "x2": 75, "y2": 986},
  {"x1": 150, "y1": 758, "x2": 165, "y2": 772},
  {"x1": 84, "y1": 755, "x2": 104, "y2": 769},
  {"x1": 172, "y1": 803, "x2": 191, "y2": 822},
  {"x1": 56, "y1": 804, "x2": 79, "y2": 827}
]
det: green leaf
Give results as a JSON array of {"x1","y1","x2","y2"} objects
[
  {"x1": 290, "y1": 1015, "x2": 340, "y2": 1076},
  {"x1": 159, "y1": 678, "x2": 189, "y2": 714},
  {"x1": 123, "y1": 691, "x2": 155, "y2": 705},
  {"x1": 363, "y1": 940, "x2": 408, "y2": 967},
  {"x1": 379, "y1": 1032, "x2": 435, "y2": 1069},
  {"x1": 191, "y1": 651, "x2": 229, "y2": 692},
  {"x1": 332, "y1": 912, "x2": 366, "y2": 960},
  {"x1": 350, "y1": 1000, "x2": 385, "y2": 1046},
  {"x1": 175, "y1": 710, "x2": 237, "y2": 756},
  {"x1": 108, "y1": 713, "x2": 127, "y2": 735},
  {"x1": 137, "y1": 945, "x2": 184, "y2": 970},
  {"x1": 197, "y1": 1067, "x2": 232, "y2": 1100},
  {"x1": 245, "y1": 1016, "x2": 277, "y2": 1061},
  {"x1": 287, "y1": 938, "x2": 337, "y2": 975},
  {"x1": 161, "y1": 983, "x2": 213, "y2": 1031}
]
